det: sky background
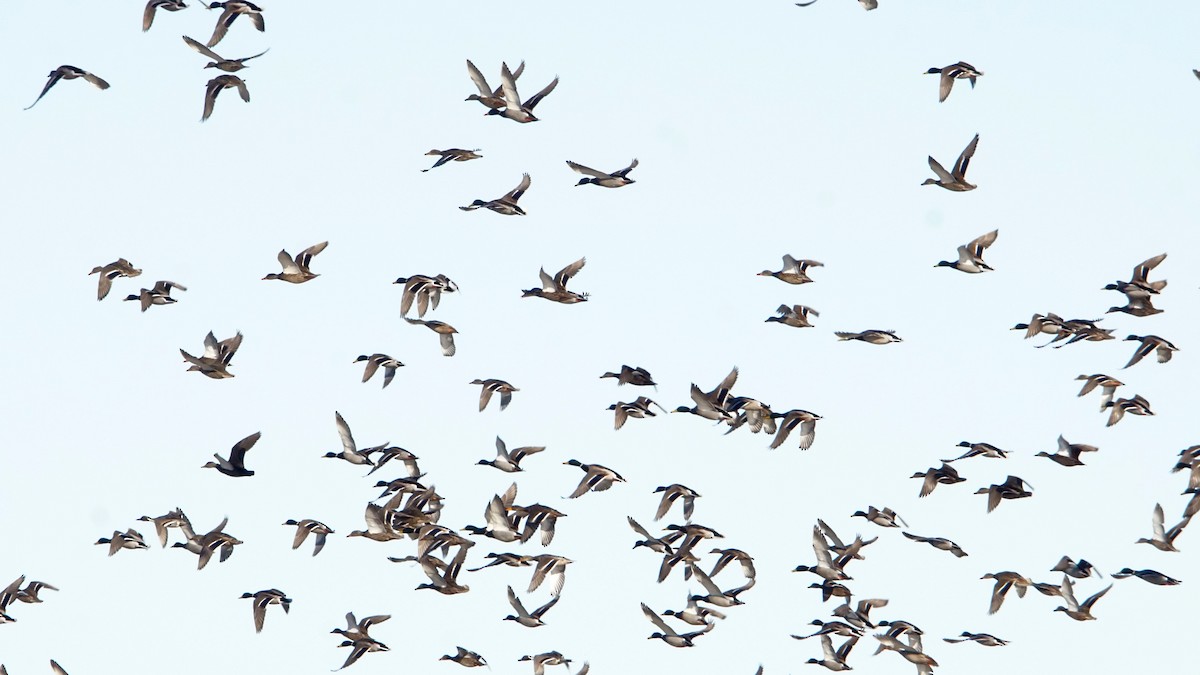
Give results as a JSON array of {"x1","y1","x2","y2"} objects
[{"x1": 2, "y1": 1, "x2": 1199, "y2": 673}]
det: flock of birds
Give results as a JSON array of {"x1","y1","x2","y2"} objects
[{"x1": 7, "y1": 2, "x2": 1198, "y2": 675}]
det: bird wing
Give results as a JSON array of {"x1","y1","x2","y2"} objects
[
  {"x1": 506, "y1": 585, "x2": 531, "y2": 618},
  {"x1": 532, "y1": 592, "x2": 561, "y2": 619},
  {"x1": 953, "y1": 134, "x2": 980, "y2": 178},
  {"x1": 967, "y1": 229, "x2": 998, "y2": 258},
  {"x1": 507, "y1": 173, "x2": 532, "y2": 202},
  {"x1": 1132, "y1": 253, "x2": 1167, "y2": 284},
  {"x1": 183, "y1": 35, "x2": 225, "y2": 62},
  {"x1": 614, "y1": 158, "x2": 639, "y2": 177},
  {"x1": 439, "y1": 332, "x2": 456, "y2": 357},
  {"x1": 228, "y1": 431, "x2": 261, "y2": 467},
  {"x1": 25, "y1": 69, "x2": 64, "y2": 110},
  {"x1": 927, "y1": 156, "x2": 954, "y2": 182},
  {"x1": 523, "y1": 76, "x2": 559, "y2": 110},
  {"x1": 938, "y1": 71, "x2": 953, "y2": 102},
  {"x1": 555, "y1": 257, "x2": 587, "y2": 289},
  {"x1": 499, "y1": 62, "x2": 523, "y2": 110},
  {"x1": 566, "y1": 160, "x2": 607, "y2": 179},
  {"x1": 465, "y1": 59, "x2": 493, "y2": 97},
  {"x1": 335, "y1": 411, "x2": 356, "y2": 454},
  {"x1": 641, "y1": 602, "x2": 676, "y2": 636},
  {"x1": 297, "y1": 241, "x2": 328, "y2": 271}
]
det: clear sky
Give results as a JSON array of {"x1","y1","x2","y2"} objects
[{"x1": 2, "y1": 1, "x2": 1198, "y2": 674}]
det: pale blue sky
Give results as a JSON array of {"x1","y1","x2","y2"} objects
[{"x1": 2, "y1": 1, "x2": 1198, "y2": 674}]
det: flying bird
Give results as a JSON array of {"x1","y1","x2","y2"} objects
[
  {"x1": 143, "y1": 1, "x2": 189, "y2": 32},
  {"x1": 202, "y1": 74, "x2": 249, "y2": 121},
  {"x1": 925, "y1": 61, "x2": 983, "y2": 102},
  {"x1": 522, "y1": 257, "x2": 589, "y2": 304},
  {"x1": 183, "y1": 35, "x2": 268, "y2": 71},
  {"x1": 460, "y1": 173, "x2": 531, "y2": 215},
  {"x1": 566, "y1": 158, "x2": 638, "y2": 187},
  {"x1": 201, "y1": 431, "x2": 261, "y2": 477},
  {"x1": 923, "y1": 133, "x2": 979, "y2": 191},
  {"x1": 263, "y1": 242, "x2": 327, "y2": 282},
  {"x1": 25, "y1": 66, "x2": 110, "y2": 110},
  {"x1": 936, "y1": 229, "x2": 997, "y2": 273}
]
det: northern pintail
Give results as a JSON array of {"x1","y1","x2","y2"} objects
[
  {"x1": 1104, "y1": 394, "x2": 1153, "y2": 426},
  {"x1": 805, "y1": 634, "x2": 858, "y2": 671},
  {"x1": 564, "y1": 459, "x2": 625, "y2": 498},
  {"x1": 522, "y1": 257, "x2": 588, "y2": 303},
  {"x1": 471, "y1": 378, "x2": 519, "y2": 411},
  {"x1": 566, "y1": 158, "x2": 638, "y2": 187},
  {"x1": 464, "y1": 59, "x2": 523, "y2": 109},
  {"x1": 25, "y1": 66, "x2": 110, "y2": 110},
  {"x1": 201, "y1": 431, "x2": 260, "y2": 477},
  {"x1": 394, "y1": 273, "x2": 458, "y2": 317},
  {"x1": 201, "y1": 74, "x2": 249, "y2": 121},
  {"x1": 441, "y1": 647, "x2": 488, "y2": 668},
  {"x1": 922, "y1": 133, "x2": 979, "y2": 191},
  {"x1": 240, "y1": 589, "x2": 290, "y2": 632},
  {"x1": 422, "y1": 148, "x2": 482, "y2": 172},
  {"x1": 935, "y1": 229, "x2": 997, "y2": 273},
  {"x1": 767, "y1": 304, "x2": 819, "y2": 327},
  {"x1": 143, "y1": 1, "x2": 188, "y2": 31},
  {"x1": 975, "y1": 475, "x2": 1033, "y2": 512},
  {"x1": 794, "y1": 525, "x2": 853, "y2": 581},
  {"x1": 1136, "y1": 503, "x2": 1189, "y2": 552},
  {"x1": 1106, "y1": 296, "x2": 1163, "y2": 317},
  {"x1": 354, "y1": 354, "x2": 404, "y2": 388},
  {"x1": 283, "y1": 519, "x2": 334, "y2": 556},
  {"x1": 792, "y1": 620, "x2": 862, "y2": 640},
  {"x1": 203, "y1": 1, "x2": 264, "y2": 47},
  {"x1": 910, "y1": 462, "x2": 965, "y2": 497},
  {"x1": 833, "y1": 598, "x2": 888, "y2": 629},
  {"x1": 478, "y1": 436, "x2": 545, "y2": 473},
  {"x1": 95, "y1": 529, "x2": 149, "y2": 556},
  {"x1": 335, "y1": 639, "x2": 389, "y2": 671},
  {"x1": 468, "y1": 552, "x2": 533, "y2": 572},
  {"x1": 768, "y1": 409, "x2": 822, "y2": 450},
  {"x1": 489, "y1": 62, "x2": 558, "y2": 123},
  {"x1": 89, "y1": 258, "x2": 141, "y2": 300},
  {"x1": 980, "y1": 571, "x2": 1031, "y2": 614},
  {"x1": 463, "y1": 487, "x2": 521, "y2": 543},
  {"x1": 663, "y1": 595, "x2": 727, "y2": 626},
  {"x1": 180, "y1": 330, "x2": 242, "y2": 378},
  {"x1": 1051, "y1": 556, "x2": 1099, "y2": 579},
  {"x1": 324, "y1": 412, "x2": 375, "y2": 466},
  {"x1": 942, "y1": 631, "x2": 1007, "y2": 646},
  {"x1": 943, "y1": 440, "x2": 1007, "y2": 462},
  {"x1": 796, "y1": 0, "x2": 879, "y2": 10},
  {"x1": 654, "y1": 484, "x2": 701, "y2": 521},
  {"x1": 925, "y1": 62, "x2": 983, "y2": 102},
  {"x1": 182, "y1": 35, "x2": 267, "y2": 71},
  {"x1": 1055, "y1": 577, "x2": 1112, "y2": 621},
  {"x1": 641, "y1": 602, "x2": 715, "y2": 647},
  {"x1": 172, "y1": 516, "x2": 242, "y2": 569},
  {"x1": 504, "y1": 585, "x2": 559, "y2": 627},
  {"x1": 609, "y1": 396, "x2": 665, "y2": 429},
  {"x1": 460, "y1": 173, "x2": 530, "y2": 215},
  {"x1": 262, "y1": 241, "x2": 326, "y2": 283},
  {"x1": 332, "y1": 611, "x2": 390, "y2": 642},
  {"x1": 901, "y1": 532, "x2": 967, "y2": 557},
  {"x1": 628, "y1": 516, "x2": 676, "y2": 554},
  {"x1": 124, "y1": 280, "x2": 186, "y2": 312},
  {"x1": 1076, "y1": 373, "x2": 1123, "y2": 411},
  {"x1": 413, "y1": 547, "x2": 471, "y2": 595},
  {"x1": 759, "y1": 255, "x2": 823, "y2": 284},
  {"x1": 1036, "y1": 435, "x2": 1097, "y2": 467},
  {"x1": 404, "y1": 317, "x2": 458, "y2": 356},
  {"x1": 1123, "y1": 334, "x2": 1179, "y2": 369},
  {"x1": 834, "y1": 329, "x2": 902, "y2": 344},
  {"x1": 515, "y1": 508, "x2": 567, "y2": 546},
  {"x1": 1108, "y1": 253, "x2": 1167, "y2": 296},
  {"x1": 517, "y1": 652, "x2": 572, "y2": 675},
  {"x1": 600, "y1": 364, "x2": 656, "y2": 388},
  {"x1": 852, "y1": 506, "x2": 906, "y2": 528},
  {"x1": 137, "y1": 508, "x2": 189, "y2": 547},
  {"x1": 1112, "y1": 568, "x2": 1181, "y2": 585}
]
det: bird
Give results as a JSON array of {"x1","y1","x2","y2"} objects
[
  {"x1": 806, "y1": 634, "x2": 858, "y2": 671},
  {"x1": 263, "y1": 242, "x2": 327, "y2": 282},
  {"x1": 201, "y1": 431, "x2": 261, "y2": 477},
  {"x1": 910, "y1": 462, "x2": 965, "y2": 497},
  {"x1": 852, "y1": 506, "x2": 907, "y2": 528},
  {"x1": 394, "y1": 273, "x2": 458, "y2": 317},
  {"x1": 460, "y1": 173, "x2": 531, "y2": 215},
  {"x1": 471, "y1": 378, "x2": 519, "y2": 411},
  {"x1": 171, "y1": 516, "x2": 243, "y2": 570},
  {"x1": 902, "y1": 532, "x2": 967, "y2": 557},
  {"x1": 925, "y1": 61, "x2": 983, "y2": 102},
  {"x1": 1135, "y1": 503, "x2": 1190, "y2": 552},
  {"x1": 1036, "y1": 435, "x2": 1097, "y2": 467},
  {"x1": 182, "y1": 35, "x2": 268, "y2": 71},
  {"x1": 516, "y1": 509, "x2": 567, "y2": 547},
  {"x1": 641, "y1": 602, "x2": 715, "y2": 647},
  {"x1": 440, "y1": 647, "x2": 488, "y2": 668},
  {"x1": 517, "y1": 652, "x2": 572, "y2": 675},
  {"x1": 1122, "y1": 334, "x2": 1179, "y2": 369},
  {"x1": 95, "y1": 529, "x2": 149, "y2": 556},
  {"x1": 564, "y1": 459, "x2": 625, "y2": 498},
  {"x1": 1104, "y1": 394, "x2": 1154, "y2": 426},
  {"x1": 463, "y1": 489, "x2": 522, "y2": 543},
  {"x1": 654, "y1": 484, "x2": 701, "y2": 521},
  {"x1": 767, "y1": 304, "x2": 819, "y2": 328},
  {"x1": 768, "y1": 409, "x2": 822, "y2": 450},
  {"x1": 354, "y1": 354, "x2": 404, "y2": 388},
  {"x1": 1054, "y1": 577, "x2": 1113, "y2": 621},
  {"x1": 942, "y1": 631, "x2": 1007, "y2": 646},
  {"x1": 283, "y1": 519, "x2": 334, "y2": 556},
  {"x1": 203, "y1": 1, "x2": 264, "y2": 47},
  {"x1": 464, "y1": 59, "x2": 523, "y2": 109},
  {"x1": 522, "y1": 257, "x2": 588, "y2": 303},
  {"x1": 25, "y1": 66, "x2": 110, "y2": 110},
  {"x1": 943, "y1": 441, "x2": 1007, "y2": 463},
  {"x1": 566, "y1": 158, "x2": 638, "y2": 187},
  {"x1": 504, "y1": 585, "x2": 560, "y2": 627},
  {"x1": 1108, "y1": 253, "x2": 1168, "y2": 296},
  {"x1": 1111, "y1": 568, "x2": 1182, "y2": 586},
  {"x1": 335, "y1": 639, "x2": 389, "y2": 671},
  {"x1": 1076, "y1": 374, "x2": 1123, "y2": 411},
  {"x1": 759, "y1": 255, "x2": 823, "y2": 284},
  {"x1": 124, "y1": 280, "x2": 186, "y2": 312},
  {"x1": 663, "y1": 596, "x2": 727, "y2": 626},
  {"x1": 137, "y1": 509, "x2": 190, "y2": 548},
  {"x1": 404, "y1": 317, "x2": 458, "y2": 356},
  {"x1": 201, "y1": 74, "x2": 249, "y2": 121},
  {"x1": 923, "y1": 133, "x2": 979, "y2": 191},
  {"x1": 608, "y1": 396, "x2": 666, "y2": 430},
  {"x1": 981, "y1": 571, "x2": 1031, "y2": 614},
  {"x1": 489, "y1": 62, "x2": 558, "y2": 123},
  {"x1": 975, "y1": 475, "x2": 1033, "y2": 513},
  {"x1": 600, "y1": 365, "x2": 657, "y2": 388},
  {"x1": 834, "y1": 329, "x2": 902, "y2": 344},
  {"x1": 180, "y1": 330, "x2": 242, "y2": 378},
  {"x1": 478, "y1": 436, "x2": 545, "y2": 473},
  {"x1": 89, "y1": 258, "x2": 142, "y2": 301},
  {"x1": 795, "y1": 0, "x2": 878, "y2": 9},
  {"x1": 324, "y1": 412, "x2": 375, "y2": 466},
  {"x1": 1051, "y1": 556, "x2": 1100, "y2": 579},
  {"x1": 143, "y1": 1, "x2": 188, "y2": 31},
  {"x1": 935, "y1": 229, "x2": 998, "y2": 273},
  {"x1": 423, "y1": 148, "x2": 482, "y2": 172},
  {"x1": 240, "y1": 589, "x2": 290, "y2": 633}
]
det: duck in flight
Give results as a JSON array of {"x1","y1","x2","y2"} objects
[
  {"x1": 566, "y1": 159, "x2": 638, "y2": 187},
  {"x1": 460, "y1": 173, "x2": 531, "y2": 215},
  {"x1": 936, "y1": 229, "x2": 997, "y2": 273},
  {"x1": 183, "y1": 35, "x2": 268, "y2": 71},
  {"x1": 25, "y1": 66, "x2": 110, "y2": 110},
  {"x1": 925, "y1": 62, "x2": 983, "y2": 102},
  {"x1": 923, "y1": 134, "x2": 979, "y2": 191},
  {"x1": 201, "y1": 431, "x2": 261, "y2": 477}
]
